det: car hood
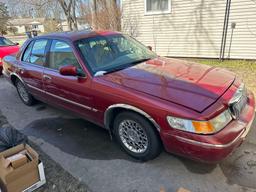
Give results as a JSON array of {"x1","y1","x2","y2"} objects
[
  {"x1": 0, "y1": 46, "x2": 19, "y2": 58},
  {"x1": 101, "y1": 57, "x2": 235, "y2": 112}
]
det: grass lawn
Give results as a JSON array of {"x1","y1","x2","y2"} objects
[
  {"x1": 189, "y1": 59, "x2": 256, "y2": 97},
  {"x1": 15, "y1": 38, "x2": 26, "y2": 45}
]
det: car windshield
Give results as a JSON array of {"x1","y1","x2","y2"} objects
[
  {"x1": 0, "y1": 37, "x2": 16, "y2": 46},
  {"x1": 76, "y1": 34, "x2": 157, "y2": 75}
]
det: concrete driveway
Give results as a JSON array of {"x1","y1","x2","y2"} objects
[{"x1": 0, "y1": 76, "x2": 256, "y2": 192}]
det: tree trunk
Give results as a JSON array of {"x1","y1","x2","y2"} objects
[
  {"x1": 91, "y1": 0, "x2": 97, "y2": 29},
  {"x1": 110, "y1": 0, "x2": 121, "y2": 31},
  {"x1": 72, "y1": 0, "x2": 78, "y2": 30},
  {"x1": 57, "y1": 0, "x2": 78, "y2": 31}
]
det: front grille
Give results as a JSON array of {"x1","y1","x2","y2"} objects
[{"x1": 229, "y1": 87, "x2": 247, "y2": 119}]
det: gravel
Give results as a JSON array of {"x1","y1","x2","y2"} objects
[{"x1": 0, "y1": 110, "x2": 90, "y2": 192}]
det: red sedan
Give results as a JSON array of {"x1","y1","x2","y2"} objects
[
  {"x1": 2, "y1": 31, "x2": 255, "y2": 162},
  {"x1": 0, "y1": 36, "x2": 19, "y2": 74}
]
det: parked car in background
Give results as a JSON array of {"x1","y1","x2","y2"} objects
[
  {"x1": 0, "y1": 36, "x2": 19, "y2": 74},
  {"x1": 2, "y1": 31, "x2": 255, "y2": 162}
]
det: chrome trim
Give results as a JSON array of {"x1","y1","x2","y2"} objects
[
  {"x1": 175, "y1": 109, "x2": 254, "y2": 149},
  {"x1": 10, "y1": 72, "x2": 25, "y2": 84},
  {"x1": 104, "y1": 104, "x2": 161, "y2": 131},
  {"x1": 229, "y1": 83, "x2": 245, "y2": 105},
  {"x1": 174, "y1": 127, "x2": 247, "y2": 149},
  {"x1": 27, "y1": 84, "x2": 44, "y2": 93},
  {"x1": 27, "y1": 84, "x2": 98, "y2": 112},
  {"x1": 228, "y1": 83, "x2": 247, "y2": 119},
  {"x1": 46, "y1": 91, "x2": 92, "y2": 110}
]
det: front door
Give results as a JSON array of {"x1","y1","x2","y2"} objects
[{"x1": 43, "y1": 39, "x2": 96, "y2": 119}]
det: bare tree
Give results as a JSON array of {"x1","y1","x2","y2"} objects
[
  {"x1": 89, "y1": 0, "x2": 121, "y2": 31},
  {"x1": 121, "y1": 1, "x2": 140, "y2": 37},
  {"x1": 91, "y1": 0, "x2": 97, "y2": 29},
  {"x1": 3, "y1": 0, "x2": 121, "y2": 32},
  {"x1": 0, "y1": 2, "x2": 10, "y2": 35},
  {"x1": 122, "y1": 14, "x2": 140, "y2": 37},
  {"x1": 57, "y1": 0, "x2": 78, "y2": 30},
  {"x1": 3, "y1": 0, "x2": 61, "y2": 19}
]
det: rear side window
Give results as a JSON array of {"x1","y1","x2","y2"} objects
[
  {"x1": 22, "y1": 42, "x2": 33, "y2": 62},
  {"x1": 22, "y1": 39, "x2": 48, "y2": 66},
  {"x1": 29, "y1": 40, "x2": 48, "y2": 65}
]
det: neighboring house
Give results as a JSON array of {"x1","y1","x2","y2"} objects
[
  {"x1": 121, "y1": 0, "x2": 256, "y2": 59},
  {"x1": 58, "y1": 19, "x2": 91, "y2": 32},
  {"x1": 8, "y1": 18, "x2": 45, "y2": 34}
]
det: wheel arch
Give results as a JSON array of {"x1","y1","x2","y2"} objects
[
  {"x1": 104, "y1": 104, "x2": 161, "y2": 132},
  {"x1": 10, "y1": 73, "x2": 24, "y2": 85}
]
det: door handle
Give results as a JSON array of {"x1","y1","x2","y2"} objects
[
  {"x1": 18, "y1": 68, "x2": 25, "y2": 74},
  {"x1": 43, "y1": 75, "x2": 52, "y2": 80}
]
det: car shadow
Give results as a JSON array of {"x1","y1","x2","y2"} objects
[
  {"x1": 21, "y1": 117, "x2": 137, "y2": 161},
  {"x1": 176, "y1": 155, "x2": 217, "y2": 174},
  {"x1": 22, "y1": 116, "x2": 217, "y2": 174}
]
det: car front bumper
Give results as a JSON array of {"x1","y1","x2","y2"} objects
[{"x1": 162, "y1": 91, "x2": 255, "y2": 163}]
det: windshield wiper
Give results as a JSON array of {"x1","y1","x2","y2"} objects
[
  {"x1": 94, "y1": 71, "x2": 107, "y2": 77},
  {"x1": 98, "y1": 58, "x2": 152, "y2": 76}
]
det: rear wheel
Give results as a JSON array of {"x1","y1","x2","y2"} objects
[
  {"x1": 113, "y1": 111, "x2": 162, "y2": 161},
  {"x1": 16, "y1": 80, "x2": 35, "y2": 106}
]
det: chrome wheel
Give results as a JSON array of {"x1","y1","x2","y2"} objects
[
  {"x1": 118, "y1": 120, "x2": 149, "y2": 153},
  {"x1": 17, "y1": 82, "x2": 29, "y2": 103}
]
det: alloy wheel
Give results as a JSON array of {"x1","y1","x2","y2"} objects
[
  {"x1": 17, "y1": 81, "x2": 30, "y2": 103},
  {"x1": 118, "y1": 119, "x2": 149, "y2": 153}
]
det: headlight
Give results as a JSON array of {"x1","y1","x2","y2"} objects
[{"x1": 167, "y1": 110, "x2": 232, "y2": 134}]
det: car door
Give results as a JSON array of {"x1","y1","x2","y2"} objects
[
  {"x1": 43, "y1": 39, "x2": 96, "y2": 120},
  {"x1": 19, "y1": 39, "x2": 49, "y2": 100}
]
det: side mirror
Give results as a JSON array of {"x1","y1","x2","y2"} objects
[
  {"x1": 147, "y1": 46, "x2": 153, "y2": 51},
  {"x1": 15, "y1": 42, "x2": 19, "y2": 45},
  {"x1": 59, "y1": 65, "x2": 86, "y2": 77}
]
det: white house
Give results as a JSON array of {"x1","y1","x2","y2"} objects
[
  {"x1": 8, "y1": 18, "x2": 45, "y2": 34},
  {"x1": 58, "y1": 18, "x2": 91, "y2": 32},
  {"x1": 121, "y1": 0, "x2": 256, "y2": 59}
]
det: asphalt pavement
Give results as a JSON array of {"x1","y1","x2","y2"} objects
[{"x1": 0, "y1": 76, "x2": 256, "y2": 192}]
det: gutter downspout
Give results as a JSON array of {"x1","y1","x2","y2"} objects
[{"x1": 219, "y1": 0, "x2": 232, "y2": 61}]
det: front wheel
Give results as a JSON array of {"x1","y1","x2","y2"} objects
[
  {"x1": 16, "y1": 80, "x2": 35, "y2": 106},
  {"x1": 113, "y1": 111, "x2": 162, "y2": 161}
]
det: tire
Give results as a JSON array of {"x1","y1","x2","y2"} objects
[
  {"x1": 15, "y1": 80, "x2": 35, "y2": 106},
  {"x1": 113, "y1": 111, "x2": 162, "y2": 161}
]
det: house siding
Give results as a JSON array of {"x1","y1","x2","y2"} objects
[{"x1": 121, "y1": 0, "x2": 256, "y2": 59}]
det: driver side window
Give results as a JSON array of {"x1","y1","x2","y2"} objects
[{"x1": 48, "y1": 40, "x2": 81, "y2": 70}]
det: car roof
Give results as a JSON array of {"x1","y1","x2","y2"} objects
[{"x1": 38, "y1": 30, "x2": 121, "y2": 42}]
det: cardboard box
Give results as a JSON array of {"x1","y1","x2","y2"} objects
[
  {"x1": 6, "y1": 153, "x2": 28, "y2": 169},
  {"x1": 23, "y1": 161, "x2": 46, "y2": 192},
  {"x1": 0, "y1": 144, "x2": 45, "y2": 192}
]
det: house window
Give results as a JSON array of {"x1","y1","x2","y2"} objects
[
  {"x1": 145, "y1": 0, "x2": 171, "y2": 14},
  {"x1": 32, "y1": 25, "x2": 39, "y2": 29}
]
